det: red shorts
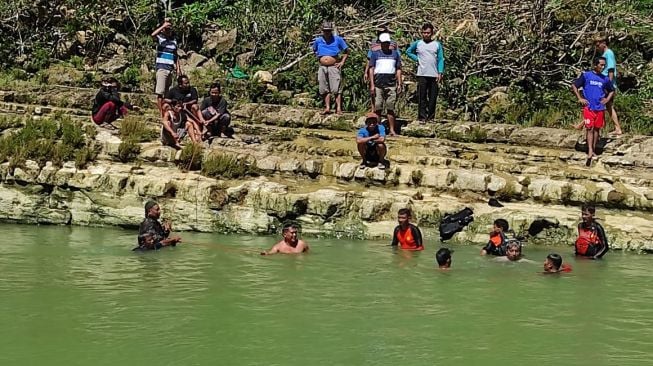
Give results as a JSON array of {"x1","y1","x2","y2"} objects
[{"x1": 583, "y1": 107, "x2": 605, "y2": 129}]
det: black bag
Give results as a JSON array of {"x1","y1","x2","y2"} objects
[{"x1": 439, "y1": 207, "x2": 474, "y2": 241}]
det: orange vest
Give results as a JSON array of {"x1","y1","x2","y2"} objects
[
  {"x1": 489, "y1": 232, "x2": 503, "y2": 247},
  {"x1": 397, "y1": 227, "x2": 423, "y2": 250},
  {"x1": 575, "y1": 227, "x2": 600, "y2": 255}
]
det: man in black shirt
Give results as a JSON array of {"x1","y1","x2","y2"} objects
[
  {"x1": 200, "y1": 82, "x2": 234, "y2": 138},
  {"x1": 164, "y1": 75, "x2": 204, "y2": 142},
  {"x1": 134, "y1": 200, "x2": 181, "y2": 251}
]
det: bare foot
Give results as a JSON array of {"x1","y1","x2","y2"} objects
[
  {"x1": 320, "y1": 110, "x2": 332, "y2": 115},
  {"x1": 335, "y1": 110, "x2": 343, "y2": 115},
  {"x1": 389, "y1": 131, "x2": 397, "y2": 137}
]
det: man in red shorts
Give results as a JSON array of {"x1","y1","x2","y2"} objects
[{"x1": 572, "y1": 57, "x2": 615, "y2": 166}]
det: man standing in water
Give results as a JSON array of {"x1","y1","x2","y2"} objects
[
  {"x1": 136, "y1": 200, "x2": 182, "y2": 250},
  {"x1": 261, "y1": 224, "x2": 309, "y2": 255},
  {"x1": 312, "y1": 21, "x2": 350, "y2": 115}
]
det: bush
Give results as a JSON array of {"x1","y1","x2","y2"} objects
[
  {"x1": 177, "y1": 142, "x2": 203, "y2": 171},
  {"x1": 201, "y1": 152, "x2": 259, "y2": 179},
  {"x1": 117, "y1": 139, "x2": 141, "y2": 163},
  {"x1": 119, "y1": 117, "x2": 159, "y2": 142}
]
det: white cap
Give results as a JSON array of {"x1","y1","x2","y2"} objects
[{"x1": 378, "y1": 33, "x2": 391, "y2": 43}]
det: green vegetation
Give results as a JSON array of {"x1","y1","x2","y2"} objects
[
  {"x1": 177, "y1": 142, "x2": 204, "y2": 171},
  {"x1": 201, "y1": 152, "x2": 259, "y2": 179},
  {"x1": 119, "y1": 117, "x2": 159, "y2": 143},
  {"x1": 0, "y1": 116, "x2": 98, "y2": 169},
  {"x1": 117, "y1": 140, "x2": 141, "y2": 163},
  {"x1": 0, "y1": 0, "x2": 651, "y2": 133}
]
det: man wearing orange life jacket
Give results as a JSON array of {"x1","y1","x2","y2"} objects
[
  {"x1": 575, "y1": 204, "x2": 609, "y2": 259},
  {"x1": 391, "y1": 208, "x2": 424, "y2": 251},
  {"x1": 480, "y1": 218, "x2": 509, "y2": 256}
]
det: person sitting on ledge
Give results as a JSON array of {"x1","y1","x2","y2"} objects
[
  {"x1": 164, "y1": 75, "x2": 204, "y2": 142},
  {"x1": 356, "y1": 112, "x2": 387, "y2": 170},
  {"x1": 200, "y1": 82, "x2": 234, "y2": 139},
  {"x1": 261, "y1": 223, "x2": 309, "y2": 255},
  {"x1": 135, "y1": 200, "x2": 181, "y2": 251},
  {"x1": 161, "y1": 99, "x2": 199, "y2": 150},
  {"x1": 91, "y1": 77, "x2": 139, "y2": 127}
]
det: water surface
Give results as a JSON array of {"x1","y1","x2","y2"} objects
[{"x1": 1, "y1": 223, "x2": 651, "y2": 365}]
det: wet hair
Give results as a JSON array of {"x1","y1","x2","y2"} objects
[
  {"x1": 178, "y1": 74, "x2": 189, "y2": 84},
  {"x1": 547, "y1": 253, "x2": 562, "y2": 271},
  {"x1": 398, "y1": 208, "x2": 412, "y2": 217},
  {"x1": 435, "y1": 248, "x2": 452, "y2": 266},
  {"x1": 282, "y1": 223, "x2": 299, "y2": 234},
  {"x1": 494, "y1": 218, "x2": 509, "y2": 232},
  {"x1": 422, "y1": 23, "x2": 434, "y2": 32},
  {"x1": 506, "y1": 240, "x2": 521, "y2": 252},
  {"x1": 593, "y1": 57, "x2": 606, "y2": 66},
  {"x1": 144, "y1": 200, "x2": 158, "y2": 217},
  {"x1": 209, "y1": 82, "x2": 222, "y2": 92},
  {"x1": 582, "y1": 203, "x2": 596, "y2": 215}
]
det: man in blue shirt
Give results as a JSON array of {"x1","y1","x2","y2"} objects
[
  {"x1": 572, "y1": 57, "x2": 615, "y2": 165},
  {"x1": 152, "y1": 19, "x2": 181, "y2": 116},
  {"x1": 596, "y1": 36, "x2": 622, "y2": 135},
  {"x1": 369, "y1": 32, "x2": 402, "y2": 136},
  {"x1": 406, "y1": 23, "x2": 445, "y2": 123},
  {"x1": 312, "y1": 21, "x2": 350, "y2": 115},
  {"x1": 356, "y1": 112, "x2": 387, "y2": 169}
]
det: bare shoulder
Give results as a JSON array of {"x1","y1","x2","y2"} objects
[{"x1": 297, "y1": 240, "x2": 309, "y2": 252}]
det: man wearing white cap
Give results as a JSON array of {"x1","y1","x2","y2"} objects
[{"x1": 368, "y1": 32, "x2": 403, "y2": 136}]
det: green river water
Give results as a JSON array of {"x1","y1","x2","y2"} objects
[{"x1": 1, "y1": 223, "x2": 652, "y2": 366}]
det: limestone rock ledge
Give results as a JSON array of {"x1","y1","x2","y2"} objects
[{"x1": 1, "y1": 160, "x2": 652, "y2": 252}]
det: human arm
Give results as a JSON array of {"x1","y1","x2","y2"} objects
[
  {"x1": 412, "y1": 225, "x2": 424, "y2": 248},
  {"x1": 396, "y1": 53, "x2": 403, "y2": 93},
  {"x1": 160, "y1": 236, "x2": 181, "y2": 247},
  {"x1": 593, "y1": 223, "x2": 609, "y2": 259},
  {"x1": 162, "y1": 113, "x2": 178, "y2": 140},
  {"x1": 605, "y1": 51, "x2": 617, "y2": 82},
  {"x1": 436, "y1": 42, "x2": 445, "y2": 81},
  {"x1": 260, "y1": 243, "x2": 281, "y2": 255},
  {"x1": 406, "y1": 41, "x2": 419, "y2": 62},
  {"x1": 601, "y1": 82, "x2": 615, "y2": 105},
  {"x1": 336, "y1": 47, "x2": 349, "y2": 69},
  {"x1": 151, "y1": 21, "x2": 171, "y2": 40},
  {"x1": 390, "y1": 226, "x2": 399, "y2": 247},
  {"x1": 294, "y1": 240, "x2": 309, "y2": 253},
  {"x1": 356, "y1": 129, "x2": 379, "y2": 144},
  {"x1": 571, "y1": 74, "x2": 589, "y2": 106}
]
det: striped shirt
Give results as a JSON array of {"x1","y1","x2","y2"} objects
[{"x1": 156, "y1": 35, "x2": 178, "y2": 71}]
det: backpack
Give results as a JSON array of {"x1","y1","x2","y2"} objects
[{"x1": 439, "y1": 207, "x2": 474, "y2": 241}]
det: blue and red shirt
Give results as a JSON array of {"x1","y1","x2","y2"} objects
[{"x1": 573, "y1": 71, "x2": 615, "y2": 111}]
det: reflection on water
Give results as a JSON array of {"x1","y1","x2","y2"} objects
[{"x1": 0, "y1": 223, "x2": 652, "y2": 366}]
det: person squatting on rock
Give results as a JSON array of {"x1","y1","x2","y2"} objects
[
  {"x1": 368, "y1": 32, "x2": 403, "y2": 136},
  {"x1": 91, "y1": 77, "x2": 139, "y2": 127},
  {"x1": 260, "y1": 223, "x2": 309, "y2": 255},
  {"x1": 390, "y1": 208, "x2": 424, "y2": 251},
  {"x1": 200, "y1": 82, "x2": 234, "y2": 139},
  {"x1": 134, "y1": 200, "x2": 182, "y2": 251},
  {"x1": 356, "y1": 112, "x2": 387, "y2": 170},
  {"x1": 575, "y1": 204, "x2": 609, "y2": 259},
  {"x1": 406, "y1": 23, "x2": 445, "y2": 123},
  {"x1": 571, "y1": 57, "x2": 615, "y2": 166},
  {"x1": 164, "y1": 75, "x2": 205, "y2": 142},
  {"x1": 152, "y1": 18, "x2": 181, "y2": 116},
  {"x1": 312, "y1": 21, "x2": 350, "y2": 115}
]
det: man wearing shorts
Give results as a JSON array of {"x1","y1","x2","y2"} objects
[
  {"x1": 369, "y1": 32, "x2": 402, "y2": 136},
  {"x1": 596, "y1": 36, "x2": 622, "y2": 135},
  {"x1": 152, "y1": 19, "x2": 181, "y2": 115},
  {"x1": 312, "y1": 21, "x2": 349, "y2": 115},
  {"x1": 572, "y1": 57, "x2": 615, "y2": 165}
]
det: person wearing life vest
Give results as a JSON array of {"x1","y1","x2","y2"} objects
[
  {"x1": 575, "y1": 204, "x2": 609, "y2": 259},
  {"x1": 480, "y1": 218, "x2": 509, "y2": 256},
  {"x1": 543, "y1": 253, "x2": 572, "y2": 273},
  {"x1": 391, "y1": 208, "x2": 424, "y2": 251}
]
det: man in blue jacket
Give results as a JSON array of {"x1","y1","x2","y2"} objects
[{"x1": 406, "y1": 23, "x2": 445, "y2": 123}]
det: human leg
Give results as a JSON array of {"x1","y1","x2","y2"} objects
[
  {"x1": 92, "y1": 101, "x2": 117, "y2": 125},
  {"x1": 417, "y1": 76, "x2": 428, "y2": 121},
  {"x1": 427, "y1": 77, "x2": 438, "y2": 121},
  {"x1": 606, "y1": 100, "x2": 622, "y2": 135},
  {"x1": 318, "y1": 66, "x2": 331, "y2": 114},
  {"x1": 357, "y1": 142, "x2": 368, "y2": 168},
  {"x1": 385, "y1": 87, "x2": 398, "y2": 135},
  {"x1": 328, "y1": 67, "x2": 343, "y2": 114}
]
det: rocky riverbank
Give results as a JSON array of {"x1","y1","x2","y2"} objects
[{"x1": 1, "y1": 87, "x2": 652, "y2": 252}]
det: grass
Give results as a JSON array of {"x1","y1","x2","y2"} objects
[
  {"x1": 201, "y1": 152, "x2": 259, "y2": 179},
  {"x1": 0, "y1": 115, "x2": 24, "y2": 131},
  {"x1": 117, "y1": 139, "x2": 141, "y2": 163},
  {"x1": 177, "y1": 142, "x2": 204, "y2": 171},
  {"x1": 0, "y1": 116, "x2": 95, "y2": 168},
  {"x1": 119, "y1": 117, "x2": 159, "y2": 142}
]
